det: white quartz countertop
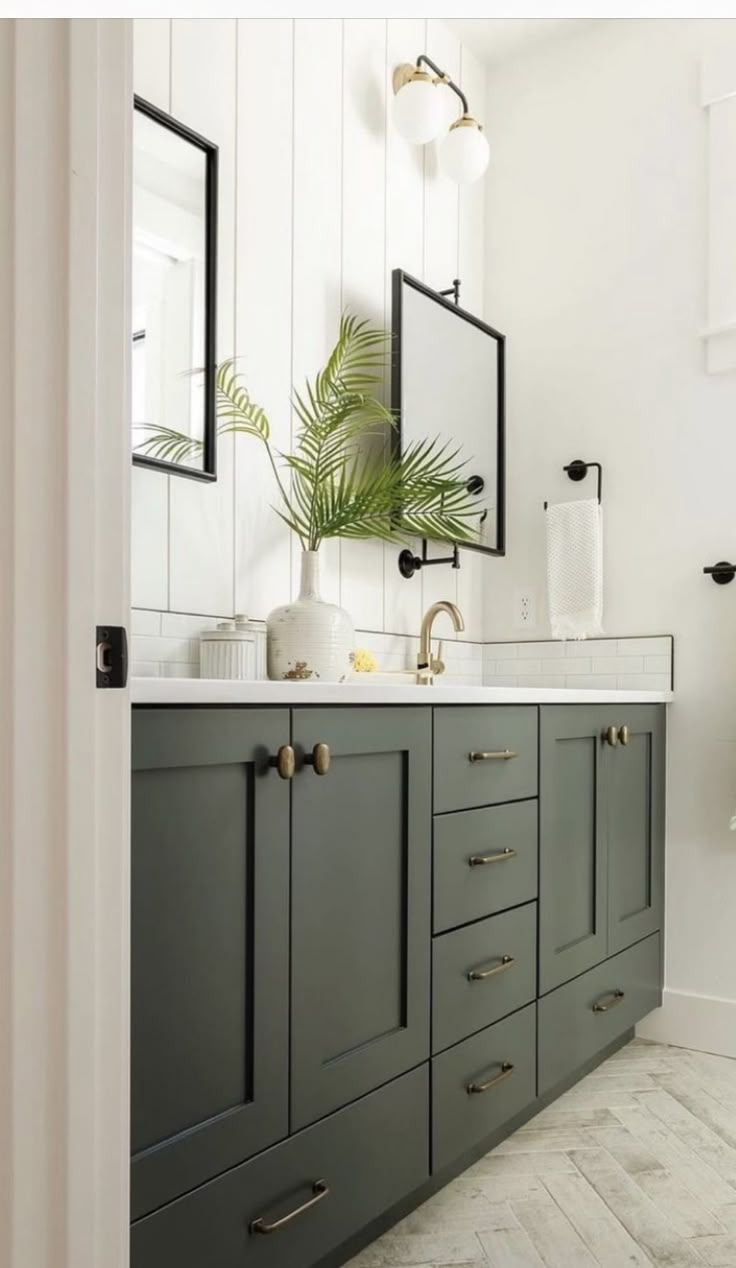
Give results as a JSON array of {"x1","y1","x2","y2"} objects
[{"x1": 131, "y1": 679, "x2": 673, "y2": 706}]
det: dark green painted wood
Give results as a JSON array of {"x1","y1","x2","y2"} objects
[
  {"x1": 607, "y1": 707, "x2": 665, "y2": 956},
  {"x1": 131, "y1": 708, "x2": 290, "y2": 1221},
  {"x1": 314, "y1": 1029, "x2": 635, "y2": 1268},
  {"x1": 433, "y1": 706, "x2": 538, "y2": 814},
  {"x1": 538, "y1": 932, "x2": 661, "y2": 1096},
  {"x1": 130, "y1": 1065, "x2": 429, "y2": 1268},
  {"x1": 433, "y1": 800, "x2": 538, "y2": 934},
  {"x1": 539, "y1": 706, "x2": 608, "y2": 994},
  {"x1": 432, "y1": 902, "x2": 537, "y2": 1054},
  {"x1": 290, "y1": 707, "x2": 432, "y2": 1131},
  {"x1": 431, "y1": 1003, "x2": 536, "y2": 1173}
]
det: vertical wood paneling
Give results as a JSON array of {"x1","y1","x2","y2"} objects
[
  {"x1": 456, "y1": 44, "x2": 487, "y2": 641},
  {"x1": 234, "y1": 19, "x2": 293, "y2": 622},
  {"x1": 340, "y1": 18, "x2": 387, "y2": 630},
  {"x1": 291, "y1": 18, "x2": 343, "y2": 605},
  {"x1": 131, "y1": 20, "x2": 170, "y2": 611},
  {"x1": 131, "y1": 18, "x2": 488, "y2": 646},
  {"x1": 421, "y1": 19, "x2": 462, "y2": 624},
  {"x1": 169, "y1": 19, "x2": 236, "y2": 616},
  {"x1": 383, "y1": 17, "x2": 425, "y2": 636}
]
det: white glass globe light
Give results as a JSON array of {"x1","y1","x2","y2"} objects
[
  {"x1": 439, "y1": 116, "x2": 490, "y2": 184},
  {"x1": 393, "y1": 72, "x2": 444, "y2": 145}
]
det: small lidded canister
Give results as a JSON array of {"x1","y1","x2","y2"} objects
[{"x1": 199, "y1": 615, "x2": 257, "y2": 680}]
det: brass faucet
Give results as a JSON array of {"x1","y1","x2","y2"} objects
[{"x1": 416, "y1": 601, "x2": 465, "y2": 686}]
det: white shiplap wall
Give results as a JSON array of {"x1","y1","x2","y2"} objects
[{"x1": 131, "y1": 18, "x2": 489, "y2": 641}]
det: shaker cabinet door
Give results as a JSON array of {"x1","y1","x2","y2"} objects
[
  {"x1": 131, "y1": 708, "x2": 291, "y2": 1220},
  {"x1": 607, "y1": 706, "x2": 665, "y2": 956},
  {"x1": 290, "y1": 707, "x2": 432, "y2": 1131},
  {"x1": 539, "y1": 706, "x2": 608, "y2": 994}
]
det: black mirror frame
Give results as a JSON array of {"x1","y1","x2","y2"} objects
[
  {"x1": 132, "y1": 95, "x2": 219, "y2": 483},
  {"x1": 391, "y1": 269, "x2": 506, "y2": 557}
]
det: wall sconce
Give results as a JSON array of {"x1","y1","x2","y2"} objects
[{"x1": 392, "y1": 54, "x2": 490, "y2": 185}]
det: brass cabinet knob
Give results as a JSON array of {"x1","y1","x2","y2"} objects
[
  {"x1": 305, "y1": 742, "x2": 331, "y2": 776},
  {"x1": 270, "y1": 745, "x2": 296, "y2": 780},
  {"x1": 619, "y1": 725, "x2": 630, "y2": 746},
  {"x1": 603, "y1": 725, "x2": 619, "y2": 747}
]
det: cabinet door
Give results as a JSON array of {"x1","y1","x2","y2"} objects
[
  {"x1": 607, "y1": 705, "x2": 665, "y2": 956},
  {"x1": 131, "y1": 708, "x2": 290, "y2": 1220},
  {"x1": 291, "y1": 707, "x2": 431, "y2": 1131},
  {"x1": 539, "y1": 706, "x2": 608, "y2": 994}
]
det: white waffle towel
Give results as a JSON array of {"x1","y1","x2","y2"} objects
[{"x1": 546, "y1": 498, "x2": 604, "y2": 640}]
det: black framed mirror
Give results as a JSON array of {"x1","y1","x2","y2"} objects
[
  {"x1": 132, "y1": 96, "x2": 218, "y2": 481},
  {"x1": 392, "y1": 269, "x2": 505, "y2": 556}
]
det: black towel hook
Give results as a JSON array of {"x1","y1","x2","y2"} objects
[
  {"x1": 704, "y1": 561, "x2": 736, "y2": 585},
  {"x1": 544, "y1": 458, "x2": 603, "y2": 510}
]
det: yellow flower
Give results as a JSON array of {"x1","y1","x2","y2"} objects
[{"x1": 352, "y1": 647, "x2": 378, "y2": 673}]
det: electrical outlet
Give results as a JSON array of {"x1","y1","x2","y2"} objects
[{"x1": 514, "y1": 589, "x2": 536, "y2": 629}]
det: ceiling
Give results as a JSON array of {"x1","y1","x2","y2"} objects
[{"x1": 447, "y1": 19, "x2": 589, "y2": 65}]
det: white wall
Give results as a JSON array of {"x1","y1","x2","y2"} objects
[
  {"x1": 484, "y1": 19, "x2": 736, "y2": 1053},
  {"x1": 132, "y1": 18, "x2": 490, "y2": 641}
]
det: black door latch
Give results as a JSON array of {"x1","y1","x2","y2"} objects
[{"x1": 96, "y1": 625, "x2": 128, "y2": 688}]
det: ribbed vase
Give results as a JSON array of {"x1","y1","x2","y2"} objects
[{"x1": 266, "y1": 551, "x2": 354, "y2": 683}]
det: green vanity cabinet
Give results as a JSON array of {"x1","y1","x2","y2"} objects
[
  {"x1": 290, "y1": 707, "x2": 432, "y2": 1131},
  {"x1": 539, "y1": 705, "x2": 665, "y2": 995},
  {"x1": 131, "y1": 698, "x2": 666, "y2": 1268},
  {"x1": 130, "y1": 709, "x2": 291, "y2": 1221}
]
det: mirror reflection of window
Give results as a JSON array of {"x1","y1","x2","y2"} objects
[{"x1": 131, "y1": 100, "x2": 216, "y2": 479}]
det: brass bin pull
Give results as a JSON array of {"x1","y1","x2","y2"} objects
[
  {"x1": 468, "y1": 954, "x2": 515, "y2": 982},
  {"x1": 469, "y1": 749, "x2": 518, "y2": 763},
  {"x1": 603, "y1": 725, "x2": 619, "y2": 747},
  {"x1": 250, "y1": 1180, "x2": 329, "y2": 1235},
  {"x1": 467, "y1": 1062, "x2": 514, "y2": 1095},
  {"x1": 304, "y1": 742, "x2": 331, "y2": 776},
  {"x1": 469, "y1": 847, "x2": 516, "y2": 867},
  {"x1": 270, "y1": 745, "x2": 296, "y2": 780},
  {"x1": 592, "y1": 989, "x2": 625, "y2": 1013},
  {"x1": 619, "y1": 725, "x2": 630, "y2": 746}
]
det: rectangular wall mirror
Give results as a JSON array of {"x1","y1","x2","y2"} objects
[
  {"x1": 392, "y1": 270, "x2": 505, "y2": 556},
  {"x1": 132, "y1": 96, "x2": 218, "y2": 481}
]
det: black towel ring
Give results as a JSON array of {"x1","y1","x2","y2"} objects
[{"x1": 544, "y1": 459, "x2": 603, "y2": 510}]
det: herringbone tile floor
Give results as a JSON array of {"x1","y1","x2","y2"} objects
[{"x1": 346, "y1": 1039, "x2": 736, "y2": 1267}]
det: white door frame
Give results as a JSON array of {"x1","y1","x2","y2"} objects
[{"x1": 0, "y1": 19, "x2": 132, "y2": 1268}]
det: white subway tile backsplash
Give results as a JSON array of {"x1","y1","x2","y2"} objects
[
  {"x1": 131, "y1": 608, "x2": 162, "y2": 636},
  {"x1": 565, "y1": 639, "x2": 619, "y2": 657},
  {"x1": 592, "y1": 657, "x2": 644, "y2": 675},
  {"x1": 616, "y1": 637, "x2": 672, "y2": 657},
  {"x1": 564, "y1": 674, "x2": 618, "y2": 689},
  {"x1": 644, "y1": 655, "x2": 671, "y2": 674},
  {"x1": 616, "y1": 673, "x2": 672, "y2": 691},
  {"x1": 131, "y1": 609, "x2": 671, "y2": 693}
]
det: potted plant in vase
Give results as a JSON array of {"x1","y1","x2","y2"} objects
[{"x1": 138, "y1": 313, "x2": 482, "y2": 681}]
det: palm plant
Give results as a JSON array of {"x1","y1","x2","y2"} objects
[{"x1": 136, "y1": 313, "x2": 482, "y2": 551}]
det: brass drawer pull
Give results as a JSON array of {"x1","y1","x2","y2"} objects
[
  {"x1": 304, "y1": 742, "x2": 330, "y2": 776},
  {"x1": 592, "y1": 989, "x2": 625, "y2": 1013},
  {"x1": 619, "y1": 725, "x2": 630, "y2": 746},
  {"x1": 468, "y1": 954, "x2": 515, "y2": 982},
  {"x1": 469, "y1": 749, "x2": 518, "y2": 763},
  {"x1": 603, "y1": 725, "x2": 619, "y2": 747},
  {"x1": 467, "y1": 1061, "x2": 514, "y2": 1095},
  {"x1": 250, "y1": 1179, "x2": 329, "y2": 1235},
  {"x1": 270, "y1": 745, "x2": 295, "y2": 780},
  {"x1": 468, "y1": 847, "x2": 517, "y2": 867}
]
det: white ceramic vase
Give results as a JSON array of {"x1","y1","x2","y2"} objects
[{"x1": 266, "y1": 551, "x2": 354, "y2": 683}]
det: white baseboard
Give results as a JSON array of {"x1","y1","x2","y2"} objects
[{"x1": 636, "y1": 988, "x2": 736, "y2": 1058}]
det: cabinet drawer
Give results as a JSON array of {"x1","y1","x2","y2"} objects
[
  {"x1": 432, "y1": 1004, "x2": 536, "y2": 1174},
  {"x1": 131, "y1": 1066, "x2": 428, "y2": 1268},
  {"x1": 538, "y1": 932, "x2": 661, "y2": 1096},
  {"x1": 434, "y1": 800, "x2": 538, "y2": 934},
  {"x1": 433, "y1": 903, "x2": 537, "y2": 1054},
  {"x1": 434, "y1": 707, "x2": 538, "y2": 813}
]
